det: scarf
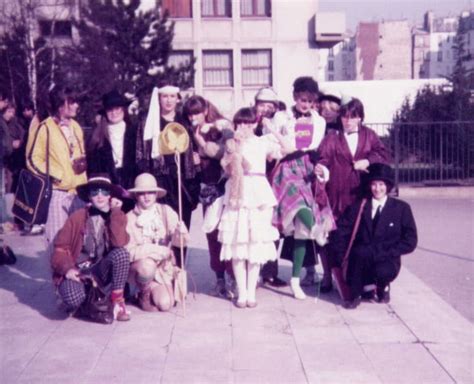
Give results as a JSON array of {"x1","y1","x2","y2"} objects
[
  {"x1": 108, "y1": 120, "x2": 126, "y2": 168},
  {"x1": 134, "y1": 203, "x2": 168, "y2": 243}
]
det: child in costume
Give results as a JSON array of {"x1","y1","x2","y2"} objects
[
  {"x1": 126, "y1": 173, "x2": 189, "y2": 312},
  {"x1": 270, "y1": 76, "x2": 335, "y2": 300},
  {"x1": 218, "y1": 108, "x2": 291, "y2": 308}
]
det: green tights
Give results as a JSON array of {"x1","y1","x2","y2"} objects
[{"x1": 292, "y1": 208, "x2": 314, "y2": 278}]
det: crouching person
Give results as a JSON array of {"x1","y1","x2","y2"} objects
[
  {"x1": 126, "y1": 173, "x2": 189, "y2": 312},
  {"x1": 332, "y1": 163, "x2": 417, "y2": 308},
  {"x1": 51, "y1": 174, "x2": 131, "y2": 322}
]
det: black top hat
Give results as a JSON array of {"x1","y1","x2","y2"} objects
[
  {"x1": 76, "y1": 173, "x2": 127, "y2": 202},
  {"x1": 100, "y1": 90, "x2": 131, "y2": 113},
  {"x1": 365, "y1": 163, "x2": 395, "y2": 191}
]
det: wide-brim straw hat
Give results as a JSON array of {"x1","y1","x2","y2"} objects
[
  {"x1": 76, "y1": 173, "x2": 126, "y2": 202},
  {"x1": 128, "y1": 173, "x2": 167, "y2": 198},
  {"x1": 159, "y1": 122, "x2": 190, "y2": 155}
]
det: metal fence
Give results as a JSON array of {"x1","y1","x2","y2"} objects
[{"x1": 367, "y1": 121, "x2": 474, "y2": 188}]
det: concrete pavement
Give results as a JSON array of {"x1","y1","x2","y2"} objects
[{"x1": 1, "y1": 206, "x2": 473, "y2": 384}]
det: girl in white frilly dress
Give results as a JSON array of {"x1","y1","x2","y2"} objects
[{"x1": 218, "y1": 107, "x2": 291, "y2": 308}]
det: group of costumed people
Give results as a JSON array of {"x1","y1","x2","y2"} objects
[{"x1": 26, "y1": 76, "x2": 417, "y2": 323}]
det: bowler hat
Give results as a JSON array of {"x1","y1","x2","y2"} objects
[
  {"x1": 128, "y1": 173, "x2": 167, "y2": 198},
  {"x1": 101, "y1": 90, "x2": 131, "y2": 113},
  {"x1": 365, "y1": 163, "x2": 395, "y2": 191},
  {"x1": 76, "y1": 173, "x2": 126, "y2": 202}
]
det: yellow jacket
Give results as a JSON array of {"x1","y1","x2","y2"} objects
[{"x1": 26, "y1": 117, "x2": 87, "y2": 192}]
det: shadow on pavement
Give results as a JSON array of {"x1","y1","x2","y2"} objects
[{"x1": 0, "y1": 250, "x2": 68, "y2": 321}]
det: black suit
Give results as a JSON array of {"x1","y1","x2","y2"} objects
[{"x1": 332, "y1": 197, "x2": 417, "y2": 298}]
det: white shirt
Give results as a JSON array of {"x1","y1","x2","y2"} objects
[
  {"x1": 107, "y1": 121, "x2": 126, "y2": 168},
  {"x1": 344, "y1": 132, "x2": 359, "y2": 157},
  {"x1": 371, "y1": 196, "x2": 387, "y2": 218}
]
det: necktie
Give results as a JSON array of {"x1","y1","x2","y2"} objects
[{"x1": 372, "y1": 205, "x2": 381, "y2": 232}]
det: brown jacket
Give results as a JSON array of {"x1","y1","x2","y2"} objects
[
  {"x1": 317, "y1": 126, "x2": 390, "y2": 220},
  {"x1": 51, "y1": 207, "x2": 129, "y2": 284}
]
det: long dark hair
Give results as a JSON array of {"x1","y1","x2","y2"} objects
[
  {"x1": 183, "y1": 95, "x2": 224, "y2": 125},
  {"x1": 88, "y1": 108, "x2": 130, "y2": 150},
  {"x1": 49, "y1": 86, "x2": 78, "y2": 116}
]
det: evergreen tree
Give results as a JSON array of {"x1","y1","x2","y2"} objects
[{"x1": 59, "y1": 0, "x2": 194, "y2": 125}]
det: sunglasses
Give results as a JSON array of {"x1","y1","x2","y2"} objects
[{"x1": 89, "y1": 188, "x2": 111, "y2": 197}]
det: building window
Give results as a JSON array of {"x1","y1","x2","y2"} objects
[
  {"x1": 328, "y1": 60, "x2": 334, "y2": 71},
  {"x1": 328, "y1": 74, "x2": 334, "y2": 81},
  {"x1": 169, "y1": 50, "x2": 194, "y2": 84},
  {"x1": 241, "y1": 0, "x2": 271, "y2": 17},
  {"x1": 241, "y1": 49, "x2": 272, "y2": 86},
  {"x1": 202, "y1": 0, "x2": 232, "y2": 17},
  {"x1": 203, "y1": 50, "x2": 233, "y2": 87},
  {"x1": 328, "y1": 48, "x2": 334, "y2": 57},
  {"x1": 39, "y1": 20, "x2": 72, "y2": 37},
  {"x1": 162, "y1": 0, "x2": 192, "y2": 18},
  {"x1": 437, "y1": 51, "x2": 443, "y2": 62}
]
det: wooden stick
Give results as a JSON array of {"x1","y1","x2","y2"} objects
[{"x1": 175, "y1": 151, "x2": 186, "y2": 317}]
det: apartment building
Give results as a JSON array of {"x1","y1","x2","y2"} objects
[
  {"x1": 355, "y1": 20, "x2": 411, "y2": 80},
  {"x1": 0, "y1": 0, "x2": 79, "y2": 44},
  {"x1": 459, "y1": 11, "x2": 474, "y2": 73},
  {"x1": 317, "y1": 36, "x2": 356, "y2": 82},
  {"x1": 425, "y1": 12, "x2": 458, "y2": 78},
  {"x1": 162, "y1": 0, "x2": 328, "y2": 115}
]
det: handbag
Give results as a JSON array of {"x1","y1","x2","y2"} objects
[
  {"x1": 332, "y1": 198, "x2": 367, "y2": 302},
  {"x1": 12, "y1": 124, "x2": 52, "y2": 225},
  {"x1": 78, "y1": 275, "x2": 113, "y2": 324}
]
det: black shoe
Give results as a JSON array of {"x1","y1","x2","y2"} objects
[
  {"x1": 342, "y1": 296, "x2": 361, "y2": 309},
  {"x1": 319, "y1": 282, "x2": 333, "y2": 294},
  {"x1": 263, "y1": 276, "x2": 288, "y2": 287},
  {"x1": 376, "y1": 284, "x2": 390, "y2": 303},
  {"x1": 361, "y1": 290, "x2": 376, "y2": 301}
]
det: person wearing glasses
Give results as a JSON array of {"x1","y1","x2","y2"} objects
[{"x1": 51, "y1": 174, "x2": 131, "y2": 322}]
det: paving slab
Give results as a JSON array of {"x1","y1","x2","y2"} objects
[{"x1": 1, "y1": 204, "x2": 473, "y2": 383}]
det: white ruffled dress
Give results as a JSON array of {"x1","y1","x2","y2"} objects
[{"x1": 218, "y1": 135, "x2": 282, "y2": 264}]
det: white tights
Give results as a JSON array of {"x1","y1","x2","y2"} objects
[{"x1": 232, "y1": 259, "x2": 261, "y2": 303}]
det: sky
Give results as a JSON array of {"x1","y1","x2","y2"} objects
[{"x1": 318, "y1": 0, "x2": 473, "y2": 32}]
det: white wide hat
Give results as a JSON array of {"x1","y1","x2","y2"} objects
[
  {"x1": 254, "y1": 87, "x2": 278, "y2": 103},
  {"x1": 128, "y1": 173, "x2": 167, "y2": 198}
]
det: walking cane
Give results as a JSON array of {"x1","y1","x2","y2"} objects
[{"x1": 159, "y1": 122, "x2": 190, "y2": 316}]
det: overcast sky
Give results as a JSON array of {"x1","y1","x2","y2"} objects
[{"x1": 318, "y1": 0, "x2": 473, "y2": 31}]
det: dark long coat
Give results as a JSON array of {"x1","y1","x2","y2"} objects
[
  {"x1": 331, "y1": 196, "x2": 418, "y2": 293},
  {"x1": 86, "y1": 122, "x2": 137, "y2": 190},
  {"x1": 135, "y1": 113, "x2": 201, "y2": 229},
  {"x1": 317, "y1": 126, "x2": 390, "y2": 220}
]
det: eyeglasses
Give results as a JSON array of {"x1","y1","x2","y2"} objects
[{"x1": 89, "y1": 188, "x2": 111, "y2": 197}]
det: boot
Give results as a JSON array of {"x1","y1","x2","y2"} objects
[
  {"x1": 139, "y1": 287, "x2": 158, "y2": 312},
  {"x1": 290, "y1": 277, "x2": 306, "y2": 300}
]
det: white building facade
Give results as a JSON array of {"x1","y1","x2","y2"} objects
[{"x1": 162, "y1": 0, "x2": 324, "y2": 115}]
